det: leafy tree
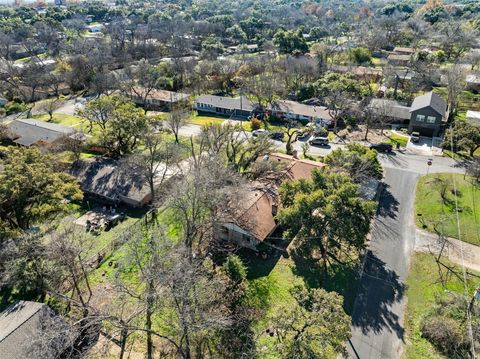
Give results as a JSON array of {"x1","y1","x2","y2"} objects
[
  {"x1": 77, "y1": 95, "x2": 118, "y2": 134},
  {"x1": 270, "y1": 285, "x2": 351, "y2": 358},
  {"x1": 277, "y1": 170, "x2": 375, "y2": 279},
  {"x1": 324, "y1": 143, "x2": 382, "y2": 182},
  {"x1": 0, "y1": 147, "x2": 83, "y2": 238},
  {"x1": 104, "y1": 100, "x2": 149, "y2": 156},
  {"x1": 444, "y1": 120, "x2": 480, "y2": 156},
  {"x1": 222, "y1": 254, "x2": 247, "y2": 286},
  {"x1": 273, "y1": 29, "x2": 308, "y2": 55},
  {"x1": 350, "y1": 47, "x2": 372, "y2": 65}
]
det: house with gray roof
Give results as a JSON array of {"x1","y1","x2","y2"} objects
[
  {"x1": 408, "y1": 92, "x2": 447, "y2": 136},
  {"x1": 370, "y1": 92, "x2": 447, "y2": 137},
  {"x1": 0, "y1": 301, "x2": 71, "y2": 359},
  {"x1": 269, "y1": 100, "x2": 333, "y2": 126},
  {"x1": 194, "y1": 95, "x2": 256, "y2": 119},
  {"x1": 8, "y1": 118, "x2": 81, "y2": 147}
]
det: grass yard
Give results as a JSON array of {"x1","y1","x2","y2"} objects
[
  {"x1": 188, "y1": 114, "x2": 226, "y2": 126},
  {"x1": 388, "y1": 132, "x2": 409, "y2": 148},
  {"x1": 415, "y1": 173, "x2": 480, "y2": 246},
  {"x1": 31, "y1": 113, "x2": 85, "y2": 127},
  {"x1": 405, "y1": 253, "x2": 479, "y2": 359},
  {"x1": 240, "y1": 245, "x2": 361, "y2": 356}
]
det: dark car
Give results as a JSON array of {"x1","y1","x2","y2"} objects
[
  {"x1": 309, "y1": 137, "x2": 329, "y2": 146},
  {"x1": 296, "y1": 130, "x2": 311, "y2": 141},
  {"x1": 105, "y1": 213, "x2": 126, "y2": 230},
  {"x1": 370, "y1": 143, "x2": 393, "y2": 153},
  {"x1": 269, "y1": 132, "x2": 284, "y2": 140}
]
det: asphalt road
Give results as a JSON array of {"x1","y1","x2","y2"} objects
[
  {"x1": 348, "y1": 167, "x2": 419, "y2": 359},
  {"x1": 347, "y1": 154, "x2": 465, "y2": 359}
]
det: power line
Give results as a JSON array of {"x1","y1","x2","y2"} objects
[{"x1": 450, "y1": 126, "x2": 477, "y2": 359}]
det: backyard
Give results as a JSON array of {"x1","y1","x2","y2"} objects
[{"x1": 415, "y1": 173, "x2": 480, "y2": 246}]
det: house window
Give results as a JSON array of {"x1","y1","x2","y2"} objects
[
  {"x1": 416, "y1": 114, "x2": 425, "y2": 122},
  {"x1": 427, "y1": 116, "x2": 436, "y2": 123}
]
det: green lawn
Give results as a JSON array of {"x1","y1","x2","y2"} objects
[
  {"x1": 405, "y1": 253, "x2": 479, "y2": 359},
  {"x1": 388, "y1": 132, "x2": 409, "y2": 148},
  {"x1": 188, "y1": 115, "x2": 225, "y2": 126},
  {"x1": 31, "y1": 113, "x2": 85, "y2": 127},
  {"x1": 415, "y1": 173, "x2": 480, "y2": 246}
]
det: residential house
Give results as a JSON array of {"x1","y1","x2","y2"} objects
[
  {"x1": 408, "y1": 92, "x2": 447, "y2": 137},
  {"x1": 393, "y1": 47, "x2": 415, "y2": 55},
  {"x1": 0, "y1": 97, "x2": 7, "y2": 107},
  {"x1": 194, "y1": 95, "x2": 256, "y2": 119},
  {"x1": 387, "y1": 53, "x2": 412, "y2": 66},
  {"x1": 466, "y1": 74, "x2": 480, "y2": 93},
  {"x1": 71, "y1": 157, "x2": 153, "y2": 207},
  {"x1": 218, "y1": 153, "x2": 326, "y2": 250},
  {"x1": 226, "y1": 44, "x2": 260, "y2": 54},
  {"x1": 0, "y1": 301, "x2": 71, "y2": 359},
  {"x1": 369, "y1": 98, "x2": 412, "y2": 124},
  {"x1": 330, "y1": 65, "x2": 383, "y2": 82},
  {"x1": 7, "y1": 119, "x2": 81, "y2": 147},
  {"x1": 370, "y1": 92, "x2": 448, "y2": 136},
  {"x1": 217, "y1": 184, "x2": 278, "y2": 251},
  {"x1": 87, "y1": 24, "x2": 105, "y2": 33},
  {"x1": 128, "y1": 87, "x2": 189, "y2": 110},
  {"x1": 269, "y1": 100, "x2": 333, "y2": 126},
  {"x1": 466, "y1": 110, "x2": 480, "y2": 125},
  {"x1": 387, "y1": 47, "x2": 415, "y2": 66}
]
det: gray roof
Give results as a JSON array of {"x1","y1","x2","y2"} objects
[
  {"x1": 369, "y1": 98, "x2": 411, "y2": 120},
  {"x1": 195, "y1": 95, "x2": 256, "y2": 112},
  {"x1": 270, "y1": 100, "x2": 332, "y2": 121},
  {"x1": 410, "y1": 92, "x2": 447, "y2": 116},
  {"x1": 71, "y1": 157, "x2": 151, "y2": 205},
  {"x1": 0, "y1": 301, "x2": 69, "y2": 359},
  {"x1": 8, "y1": 118, "x2": 77, "y2": 146}
]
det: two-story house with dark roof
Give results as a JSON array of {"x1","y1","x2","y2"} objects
[{"x1": 407, "y1": 92, "x2": 447, "y2": 137}]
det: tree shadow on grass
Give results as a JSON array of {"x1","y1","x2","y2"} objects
[{"x1": 289, "y1": 246, "x2": 361, "y2": 314}]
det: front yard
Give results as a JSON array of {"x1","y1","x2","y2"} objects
[
  {"x1": 415, "y1": 173, "x2": 480, "y2": 246},
  {"x1": 405, "y1": 253, "x2": 479, "y2": 359}
]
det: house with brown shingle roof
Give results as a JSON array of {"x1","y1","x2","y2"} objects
[{"x1": 217, "y1": 153, "x2": 326, "y2": 250}]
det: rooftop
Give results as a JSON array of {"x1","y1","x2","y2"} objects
[
  {"x1": 410, "y1": 92, "x2": 447, "y2": 116},
  {"x1": 196, "y1": 94, "x2": 256, "y2": 112},
  {"x1": 369, "y1": 98, "x2": 411, "y2": 120},
  {"x1": 8, "y1": 118, "x2": 77, "y2": 146},
  {"x1": 130, "y1": 87, "x2": 189, "y2": 103},
  {"x1": 271, "y1": 100, "x2": 333, "y2": 121}
]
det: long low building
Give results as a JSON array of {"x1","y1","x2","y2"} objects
[
  {"x1": 194, "y1": 95, "x2": 255, "y2": 119},
  {"x1": 128, "y1": 86, "x2": 190, "y2": 110},
  {"x1": 7, "y1": 118, "x2": 82, "y2": 147},
  {"x1": 194, "y1": 95, "x2": 333, "y2": 124},
  {"x1": 269, "y1": 100, "x2": 333, "y2": 126}
]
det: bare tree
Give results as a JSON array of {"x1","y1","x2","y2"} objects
[
  {"x1": 445, "y1": 65, "x2": 466, "y2": 120},
  {"x1": 165, "y1": 105, "x2": 190, "y2": 144}
]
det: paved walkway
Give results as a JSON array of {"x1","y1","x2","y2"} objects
[{"x1": 415, "y1": 228, "x2": 480, "y2": 272}]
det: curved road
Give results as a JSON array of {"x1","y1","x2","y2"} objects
[{"x1": 347, "y1": 153, "x2": 466, "y2": 359}]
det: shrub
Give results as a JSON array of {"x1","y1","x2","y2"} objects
[
  {"x1": 5, "y1": 101, "x2": 28, "y2": 116},
  {"x1": 250, "y1": 117, "x2": 262, "y2": 130},
  {"x1": 350, "y1": 47, "x2": 372, "y2": 64}
]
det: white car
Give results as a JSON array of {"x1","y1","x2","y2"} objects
[{"x1": 252, "y1": 129, "x2": 269, "y2": 137}]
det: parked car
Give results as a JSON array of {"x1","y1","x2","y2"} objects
[
  {"x1": 105, "y1": 213, "x2": 126, "y2": 230},
  {"x1": 252, "y1": 129, "x2": 268, "y2": 137},
  {"x1": 369, "y1": 143, "x2": 393, "y2": 153},
  {"x1": 269, "y1": 131, "x2": 284, "y2": 140},
  {"x1": 309, "y1": 136, "x2": 329, "y2": 146},
  {"x1": 411, "y1": 132, "x2": 420, "y2": 143},
  {"x1": 296, "y1": 130, "x2": 311, "y2": 141}
]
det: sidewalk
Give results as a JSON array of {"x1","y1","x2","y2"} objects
[{"x1": 415, "y1": 228, "x2": 480, "y2": 271}]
